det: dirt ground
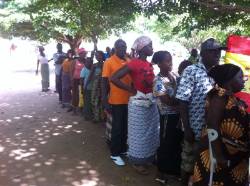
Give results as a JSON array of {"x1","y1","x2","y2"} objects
[{"x1": 0, "y1": 71, "x2": 181, "y2": 186}]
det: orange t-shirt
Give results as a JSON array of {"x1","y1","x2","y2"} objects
[
  {"x1": 102, "y1": 55, "x2": 131, "y2": 104},
  {"x1": 62, "y1": 58, "x2": 72, "y2": 73}
]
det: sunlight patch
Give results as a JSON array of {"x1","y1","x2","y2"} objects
[
  {"x1": 22, "y1": 115, "x2": 33, "y2": 118},
  {"x1": 52, "y1": 133, "x2": 60, "y2": 136},
  {"x1": 72, "y1": 179, "x2": 98, "y2": 186},
  {"x1": 64, "y1": 125, "x2": 72, "y2": 129},
  {"x1": 0, "y1": 145, "x2": 5, "y2": 152}
]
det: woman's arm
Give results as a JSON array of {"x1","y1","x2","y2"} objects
[
  {"x1": 36, "y1": 60, "x2": 40, "y2": 74},
  {"x1": 206, "y1": 95, "x2": 227, "y2": 167},
  {"x1": 110, "y1": 65, "x2": 135, "y2": 94}
]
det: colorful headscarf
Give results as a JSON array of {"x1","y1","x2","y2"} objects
[
  {"x1": 132, "y1": 36, "x2": 152, "y2": 52},
  {"x1": 78, "y1": 48, "x2": 86, "y2": 54}
]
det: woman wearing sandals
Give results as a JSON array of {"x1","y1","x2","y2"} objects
[
  {"x1": 111, "y1": 36, "x2": 160, "y2": 175},
  {"x1": 152, "y1": 51, "x2": 183, "y2": 184}
]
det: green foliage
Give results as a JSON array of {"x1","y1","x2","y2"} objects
[
  {"x1": 0, "y1": 0, "x2": 139, "y2": 48},
  {"x1": 152, "y1": 16, "x2": 250, "y2": 50},
  {"x1": 142, "y1": 0, "x2": 250, "y2": 33}
]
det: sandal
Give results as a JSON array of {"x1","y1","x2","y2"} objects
[
  {"x1": 155, "y1": 172, "x2": 168, "y2": 185},
  {"x1": 132, "y1": 165, "x2": 149, "y2": 175}
]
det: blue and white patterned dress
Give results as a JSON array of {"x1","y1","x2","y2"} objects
[
  {"x1": 128, "y1": 100, "x2": 160, "y2": 164},
  {"x1": 176, "y1": 62, "x2": 214, "y2": 140}
]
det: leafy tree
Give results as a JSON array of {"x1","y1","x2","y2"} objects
[
  {"x1": 150, "y1": 15, "x2": 250, "y2": 50},
  {"x1": 0, "y1": 0, "x2": 140, "y2": 50},
  {"x1": 142, "y1": 0, "x2": 250, "y2": 33}
]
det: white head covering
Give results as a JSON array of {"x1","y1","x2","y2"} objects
[{"x1": 132, "y1": 36, "x2": 152, "y2": 52}]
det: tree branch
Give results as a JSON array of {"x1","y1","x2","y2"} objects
[{"x1": 191, "y1": 0, "x2": 250, "y2": 13}]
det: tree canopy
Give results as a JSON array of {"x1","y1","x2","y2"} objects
[
  {"x1": 148, "y1": 14, "x2": 250, "y2": 50},
  {"x1": 0, "y1": 0, "x2": 140, "y2": 49},
  {"x1": 139, "y1": 0, "x2": 250, "y2": 49},
  {"x1": 142, "y1": 0, "x2": 250, "y2": 33},
  {"x1": 1, "y1": 0, "x2": 249, "y2": 50}
]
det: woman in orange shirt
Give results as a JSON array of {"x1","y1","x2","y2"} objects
[{"x1": 61, "y1": 49, "x2": 74, "y2": 108}]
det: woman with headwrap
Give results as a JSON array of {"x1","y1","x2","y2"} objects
[
  {"x1": 36, "y1": 46, "x2": 50, "y2": 92},
  {"x1": 69, "y1": 48, "x2": 86, "y2": 114},
  {"x1": 192, "y1": 64, "x2": 249, "y2": 186},
  {"x1": 111, "y1": 36, "x2": 160, "y2": 174}
]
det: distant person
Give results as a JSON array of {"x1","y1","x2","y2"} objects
[
  {"x1": 9, "y1": 43, "x2": 17, "y2": 56},
  {"x1": 110, "y1": 48, "x2": 115, "y2": 56},
  {"x1": 102, "y1": 39, "x2": 131, "y2": 166},
  {"x1": 178, "y1": 60, "x2": 193, "y2": 76},
  {"x1": 86, "y1": 51, "x2": 105, "y2": 123},
  {"x1": 152, "y1": 51, "x2": 183, "y2": 183},
  {"x1": 80, "y1": 57, "x2": 93, "y2": 120},
  {"x1": 177, "y1": 60, "x2": 193, "y2": 86},
  {"x1": 193, "y1": 64, "x2": 249, "y2": 186},
  {"x1": 36, "y1": 46, "x2": 50, "y2": 92},
  {"x1": 111, "y1": 36, "x2": 159, "y2": 174},
  {"x1": 104, "y1": 47, "x2": 111, "y2": 60},
  {"x1": 53, "y1": 43, "x2": 66, "y2": 103},
  {"x1": 69, "y1": 48, "x2": 86, "y2": 114},
  {"x1": 188, "y1": 49, "x2": 198, "y2": 64},
  {"x1": 61, "y1": 49, "x2": 74, "y2": 108}
]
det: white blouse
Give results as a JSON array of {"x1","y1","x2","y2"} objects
[{"x1": 38, "y1": 54, "x2": 48, "y2": 64}]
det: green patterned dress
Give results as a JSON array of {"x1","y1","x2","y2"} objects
[{"x1": 91, "y1": 63, "x2": 104, "y2": 122}]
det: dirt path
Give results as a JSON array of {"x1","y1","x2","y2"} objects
[{"x1": 0, "y1": 72, "x2": 180, "y2": 186}]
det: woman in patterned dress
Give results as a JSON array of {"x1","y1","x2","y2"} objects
[
  {"x1": 152, "y1": 51, "x2": 183, "y2": 184},
  {"x1": 86, "y1": 51, "x2": 105, "y2": 123},
  {"x1": 111, "y1": 36, "x2": 160, "y2": 174},
  {"x1": 193, "y1": 64, "x2": 249, "y2": 186}
]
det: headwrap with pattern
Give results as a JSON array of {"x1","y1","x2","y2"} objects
[{"x1": 132, "y1": 36, "x2": 152, "y2": 52}]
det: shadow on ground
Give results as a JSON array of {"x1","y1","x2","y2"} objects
[{"x1": 0, "y1": 90, "x2": 171, "y2": 186}]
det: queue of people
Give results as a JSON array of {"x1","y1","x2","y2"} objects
[{"x1": 36, "y1": 37, "x2": 249, "y2": 186}]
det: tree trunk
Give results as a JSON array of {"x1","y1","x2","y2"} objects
[
  {"x1": 93, "y1": 41, "x2": 98, "y2": 52},
  {"x1": 58, "y1": 34, "x2": 83, "y2": 53},
  {"x1": 92, "y1": 35, "x2": 98, "y2": 52}
]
